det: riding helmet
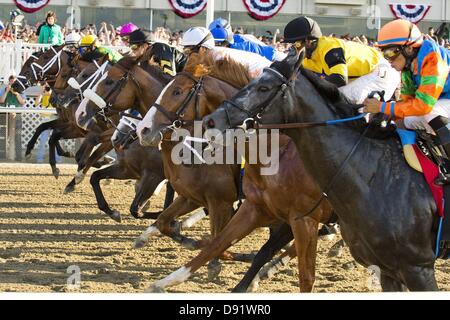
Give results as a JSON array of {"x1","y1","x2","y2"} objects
[
  {"x1": 283, "y1": 16, "x2": 322, "y2": 43},
  {"x1": 376, "y1": 19, "x2": 423, "y2": 48},
  {"x1": 128, "y1": 29, "x2": 154, "y2": 45}
]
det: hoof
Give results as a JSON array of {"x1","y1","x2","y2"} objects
[
  {"x1": 108, "y1": 210, "x2": 122, "y2": 223},
  {"x1": 144, "y1": 285, "x2": 166, "y2": 293},
  {"x1": 52, "y1": 167, "x2": 60, "y2": 179},
  {"x1": 328, "y1": 245, "x2": 344, "y2": 258},
  {"x1": 248, "y1": 279, "x2": 260, "y2": 293},
  {"x1": 142, "y1": 200, "x2": 151, "y2": 212},
  {"x1": 133, "y1": 238, "x2": 147, "y2": 249},
  {"x1": 63, "y1": 184, "x2": 75, "y2": 194},
  {"x1": 207, "y1": 260, "x2": 222, "y2": 282},
  {"x1": 74, "y1": 172, "x2": 85, "y2": 184},
  {"x1": 25, "y1": 152, "x2": 32, "y2": 160}
]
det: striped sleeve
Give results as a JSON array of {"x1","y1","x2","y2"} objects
[{"x1": 386, "y1": 52, "x2": 448, "y2": 119}]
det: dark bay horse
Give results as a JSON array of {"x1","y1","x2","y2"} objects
[
  {"x1": 204, "y1": 49, "x2": 441, "y2": 291},
  {"x1": 76, "y1": 56, "x2": 175, "y2": 222},
  {"x1": 12, "y1": 45, "x2": 76, "y2": 176}
]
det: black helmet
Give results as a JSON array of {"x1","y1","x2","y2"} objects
[
  {"x1": 129, "y1": 29, "x2": 153, "y2": 45},
  {"x1": 283, "y1": 16, "x2": 322, "y2": 43}
]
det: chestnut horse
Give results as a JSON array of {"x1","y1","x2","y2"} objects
[{"x1": 137, "y1": 53, "x2": 333, "y2": 291}]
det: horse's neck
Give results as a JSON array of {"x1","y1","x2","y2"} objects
[
  {"x1": 137, "y1": 70, "x2": 166, "y2": 115},
  {"x1": 288, "y1": 78, "x2": 392, "y2": 194}
]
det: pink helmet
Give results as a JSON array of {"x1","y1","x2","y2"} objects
[{"x1": 119, "y1": 23, "x2": 138, "y2": 36}]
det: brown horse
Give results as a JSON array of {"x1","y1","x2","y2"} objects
[
  {"x1": 137, "y1": 54, "x2": 333, "y2": 292},
  {"x1": 74, "y1": 56, "x2": 176, "y2": 221},
  {"x1": 135, "y1": 53, "x2": 262, "y2": 277}
]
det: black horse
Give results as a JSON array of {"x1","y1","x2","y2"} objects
[{"x1": 204, "y1": 49, "x2": 440, "y2": 291}]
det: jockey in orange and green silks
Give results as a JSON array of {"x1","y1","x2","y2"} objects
[{"x1": 363, "y1": 19, "x2": 450, "y2": 184}]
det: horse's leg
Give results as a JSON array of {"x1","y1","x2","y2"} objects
[
  {"x1": 55, "y1": 139, "x2": 74, "y2": 158},
  {"x1": 134, "y1": 196, "x2": 199, "y2": 249},
  {"x1": 48, "y1": 129, "x2": 62, "y2": 179},
  {"x1": 401, "y1": 266, "x2": 438, "y2": 291},
  {"x1": 163, "y1": 182, "x2": 175, "y2": 209},
  {"x1": 146, "y1": 201, "x2": 274, "y2": 292},
  {"x1": 380, "y1": 273, "x2": 406, "y2": 292},
  {"x1": 64, "y1": 141, "x2": 112, "y2": 194},
  {"x1": 130, "y1": 171, "x2": 163, "y2": 219},
  {"x1": 232, "y1": 222, "x2": 293, "y2": 293},
  {"x1": 90, "y1": 163, "x2": 136, "y2": 223},
  {"x1": 289, "y1": 214, "x2": 319, "y2": 292},
  {"x1": 25, "y1": 120, "x2": 58, "y2": 159}
]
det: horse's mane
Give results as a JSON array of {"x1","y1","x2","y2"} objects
[
  {"x1": 183, "y1": 52, "x2": 251, "y2": 89},
  {"x1": 81, "y1": 50, "x2": 107, "y2": 62},
  {"x1": 272, "y1": 58, "x2": 395, "y2": 138},
  {"x1": 116, "y1": 55, "x2": 139, "y2": 70}
]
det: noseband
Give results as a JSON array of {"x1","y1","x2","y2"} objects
[
  {"x1": 222, "y1": 67, "x2": 294, "y2": 129},
  {"x1": 152, "y1": 72, "x2": 204, "y2": 131}
]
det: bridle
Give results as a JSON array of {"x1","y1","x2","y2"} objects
[
  {"x1": 152, "y1": 71, "x2": 204, "y2": 136},
  {"x1": 15, "y1": 46, "x2": 64, "y2": 90},
  {"x1": 91, "y1": 63, "x2": 143, "y2": 127},
  {"x1": 222, "y1": 67, "x2": 295, "y2": 131},
  {"x1": 220, "y1": 65, "x2": 371, "y2": 220}
]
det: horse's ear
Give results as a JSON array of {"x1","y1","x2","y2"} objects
[{"x1": 292, "y1": 48, "x2": 305, "y2": 79}]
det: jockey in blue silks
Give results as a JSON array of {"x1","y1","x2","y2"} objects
[{"x1": 208, "y1": 18, "x2": 286, "y2": 62}]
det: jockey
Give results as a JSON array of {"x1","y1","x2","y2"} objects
[
  {"x1": 181, "y1": 27, "x2": 272, "y2": 78},
  {"x1": 128, "y1": 28, "x2": 186, "y2": 76},
  {"x1": 364, "y1": 19, "x2": 450, "y2": 184},
  {"x1": 79, "y1": 34, "x2": 122, "y2": 63},
  {"x1": 64, "y1": 31, "x2": 82, "y2": 52},
  {"x1": 208, "y1": 18, "x2": 286, "y2": 62},
  {"x1": 284, "y1": 16, "x2": 400, "y2": 104}
]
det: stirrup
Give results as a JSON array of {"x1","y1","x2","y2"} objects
[
  {"x1": 438, "y1": 240, "x2": 450, "y2": 259},
  {"x1": 434, "y1": 172, "x2": 450, "y2": 186}
]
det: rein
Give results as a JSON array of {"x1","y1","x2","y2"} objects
[{"x1": 227, "y1": 66, "x2": 372, "y2": 220}]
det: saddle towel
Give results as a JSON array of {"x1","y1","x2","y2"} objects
[{"x1": 339, "y1": 58, "x2": 400, "y2": 104}]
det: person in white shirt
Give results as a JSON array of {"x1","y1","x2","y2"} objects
[{"x1": 181, "y1": 27, "x2": 271, "y2": 78}]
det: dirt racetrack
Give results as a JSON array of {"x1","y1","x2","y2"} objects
[{"x1": 1, "y1": 163, "x2": 450, "y2": 293}]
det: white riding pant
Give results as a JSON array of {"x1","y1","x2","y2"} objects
[
  {"x1": 403, "y1": 99, "x2": 450, "y2": 134},
  {"x1": 338, "y1": 58, "x2": 401, "y2": 104}
]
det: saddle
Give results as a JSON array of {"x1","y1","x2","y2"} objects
[{"x1": 397, "y1": 128, "x2": 450, "y2": 259}]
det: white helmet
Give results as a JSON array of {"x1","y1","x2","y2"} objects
[
  {"x1": 65, "y1": 32, "x2": 82, "y2": 46},
  {"x1": 181, "y1": 27, "x2": 215, "y2": 49}
]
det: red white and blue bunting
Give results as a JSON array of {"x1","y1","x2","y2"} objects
[
  {"x1": 243, "y1": 0, "x2": 286, "y2": 21},
  {"x1": 13, "y1": 0, "x2": 50, "y2": 13},
  {"x1": 389, "y1": 3, "x2": 431, "y2": 24},
  {"x1": 168, "y1": 0, "x2": 207, "y2": 19}
]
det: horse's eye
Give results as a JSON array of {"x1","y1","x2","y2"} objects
[
  {"x1": 258, "y1": 86, "x2": 270, "y2": 93},
  {"x1": 81, "y1": 74, "x2": 88, "y2": 79},
  {"x1": 105, "y1": 79, "x2": 114, "y2": 86},
  {"x1": 173, "y1": 89, "x2": 182, "y2": 96}
]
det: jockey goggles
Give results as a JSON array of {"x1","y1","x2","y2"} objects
[
  {"x1": 130, "y1": 43, "x2": 142, "y2": 51},
  {"x1": 382, "y1": 46, "x2": 402, "y2": 62}
]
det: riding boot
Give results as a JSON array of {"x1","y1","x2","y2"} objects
[{"x1": 429, "y1": 116, "x2": 450, "y2": 185}]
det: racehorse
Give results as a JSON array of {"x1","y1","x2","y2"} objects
[
  {"x1": 137, "y1": 52, "x2": 334, "y2": 292},
  {"x1": 204, "y1": 49, "x2": 441, "y2": 291},
  {"x1": 75, "y1": 56, "x2": 175, "y2": 221}
]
